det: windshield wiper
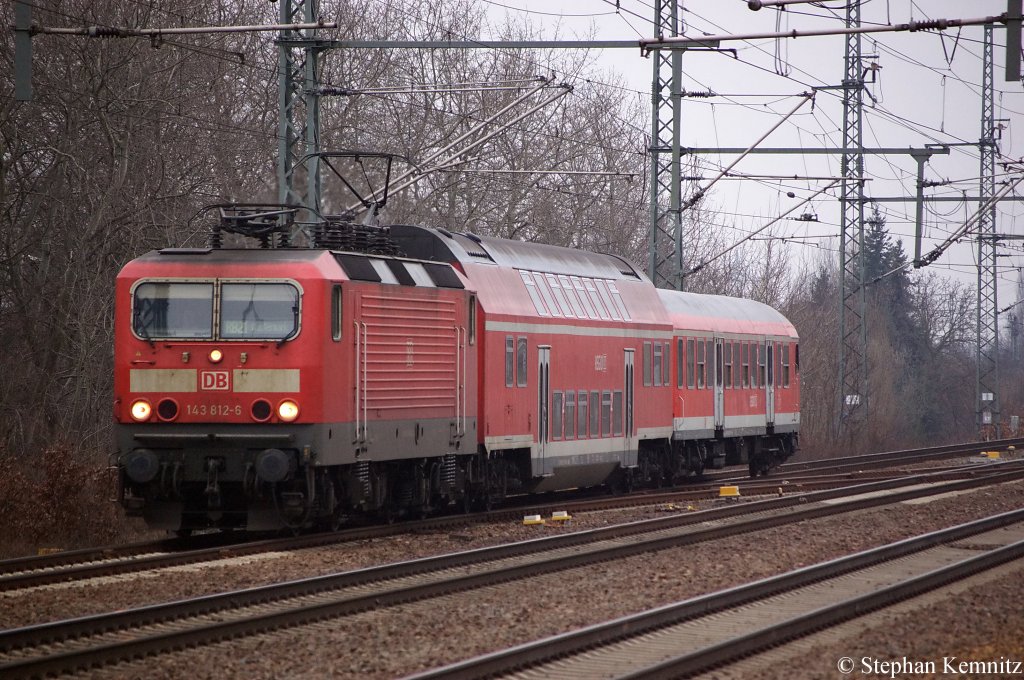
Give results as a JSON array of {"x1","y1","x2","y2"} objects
[{"x1": 133, "y1": 303, "x2": 155, "y2": 347}]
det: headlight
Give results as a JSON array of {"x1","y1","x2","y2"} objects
[
  {"x1": 130, "y1": 399, "x2": 153, "y2": 422},
  {"x1": 157, "y1": 398, "x2": 179, "y2": 421},
  {"x1": 277, "y1": 399, "x2": 299, "y2": 422},
  {"x1": 208, "y1": 348, "x2": 223, "y2": 363}
]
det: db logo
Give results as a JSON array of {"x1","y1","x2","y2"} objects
[{"x1": 200, "y1": 371, "x2": 230, "y2": 391}]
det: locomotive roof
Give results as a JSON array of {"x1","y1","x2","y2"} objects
[
  {"x1": 142, "y1": 248, "x2": 328, "y2": 262},
  {"x1": 657, "y1": 289, "x2": 797, "y2": 336},
  {"x1": 390, "y1": 224, "x2": 647, "y2": 281}
]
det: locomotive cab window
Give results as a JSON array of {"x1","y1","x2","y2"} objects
[
  {"x1": 220, "y1": 283, "x2": 299, "y2": 340},
  {"x1": 133, "y1": 281, "x2": 214, "y2": 339},
  {"x1": 468, "y1": 295, "x2": 477, "y2": 345}
]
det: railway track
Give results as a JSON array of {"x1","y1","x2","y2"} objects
[
  {"x1": 2, "y1": 464, "x2": 1023, "y2": 678},
  {"x1": 408, "y1": 510, "x2": 1024, "y2": 679},
  {"x1": 0, "y1": 458, "x2": 1005, "y2": 594},
  {"x1": 5, "y1": 433, "x2": 1017, "y2": 590},
  {"x1": 776, "y1": 436, "x2": 1023, "y2": 474}
]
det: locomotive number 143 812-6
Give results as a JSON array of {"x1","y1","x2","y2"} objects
[{"x1": 185, "y1": 403, "x2": 243, "y2": 417}]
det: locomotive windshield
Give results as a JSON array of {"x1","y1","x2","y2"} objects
[
  {"x1": 220, "y1": 283, "x2": 299, "y2": 340},
  {"x1": 131, "y1": 280, "x2": 299, "y2": 341},
  {"x1": 133, "y1": 282, "x2": 214, "y2": 339}
]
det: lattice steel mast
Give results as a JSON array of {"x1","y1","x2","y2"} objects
[
  {"x1": 977, "y1": 23, "x2": 1000, "y2": 435},
  {"x1": 277, "y1": 0, "x2": 321, "y2": 212},
  {"x1": 836, "y1": 0, "x2": 867, "y2": 435},
  {"x1": 648, "y1": 0, "x2": 685, "y2": 290}
]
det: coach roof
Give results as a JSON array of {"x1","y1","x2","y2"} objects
[
  {"x1": 390, "y1": 224, "x2": 646, "y2": 281},
  {"x1": 657, "y1": 289, "x2": 796, "y2": 336}
]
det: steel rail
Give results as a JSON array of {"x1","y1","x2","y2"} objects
[
  {"x1": 2, "y1": 446, "x2": 1015, "y2": 593},
  {"x1": 626, "y1": 540, "x2": 1024, "y2": 679},
  {"x1": 778, "y1": 436, "x2": 1024, "y2": 472},
  {"x1": 0, "y1": 460, "x2": 1010, "y2": 593},
  {"x1": 3, "y1": 438, "x2": 1010, "y2": 585},
  {"x1": 2, "y1": 468, "x2": 1023, "y2": 677},
  {"x1": 407, "y1": 509, "x2": 1024, "y2": 679}
]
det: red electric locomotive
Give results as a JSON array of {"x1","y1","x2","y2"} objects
[{"x1": 113, "y1": 208, "x2": 798, "y2": 532}]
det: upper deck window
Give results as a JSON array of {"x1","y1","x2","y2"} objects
[
  {"x1": 133, "y1": 282, "x2": 214, "y2": 339},
  {"x1": 220, "y1": 283, "x2": 299, "y2": 340}
]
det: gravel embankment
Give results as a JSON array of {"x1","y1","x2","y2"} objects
[{"x1": 58, "y1": 479, "x2": 1024, "y2": 679}]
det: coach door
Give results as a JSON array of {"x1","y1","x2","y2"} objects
[
  {"x1": 713, "y1": 338, "x2": 725, "y2": 430},
  {"x1": 537, "y1": 346, "x2": 551, "y2": 472},
  {"x1": 765, "y1": 340, "x2": 776, "y2": 426},
  {"x1": 624, "y1": 349, "x2": 635, "y2": 465}
]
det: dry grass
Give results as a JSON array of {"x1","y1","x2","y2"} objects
[{"x1": 0, "y1": 443, "x2": 147, "y2": 559}]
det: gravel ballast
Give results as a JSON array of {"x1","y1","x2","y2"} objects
[{"x1": 44, "y1": 479, "x2": 1024, "y2": 679}]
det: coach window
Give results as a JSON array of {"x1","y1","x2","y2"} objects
[
  {"x1": 505, "y1": 336, "x2": 515, "y2": 387},
  {"x1": 759, "y1": 344, "x2": 767, "y2": 387},
  {"x1": 795, "y1": 344, "x2": 800, "y2": 375},
  {"x1": 741, "y1": 343, "x2": 750, "y2": 387},
  {"x1": 643, "y1": 342, "x2": 653, "y2": 386},
  {"x1": 601, "y1": 391, "x2": 612, "y2": 436},
  {"x1": 546, "y1": 274, "x2": 575, "y2": 317},
  {"x1": 696, "y1": 340, "x2": 706, "y2": 388},
  {"x1": 750, "y1": 344, "x2": 758, "y2": 388},
  {"x1": 724, "y1": 343, "x2": 733, "y2": 389},
  {"x1": 520, "y1": 271, "x2": 550, "y2": 317},
  {"x1": 612, "y1": 390, "x2": 623, "y2": 436},
  {"x1": 559, "y1": 275, "x2": 586, "y2": 317},
  {"x1": 595, "y1": 280, "x2": 622, "y2": 321},
  {"x1": 565, "y1": 391, "x2": 576, "y2": 439},
  {"x1": 776, "y1": 344, "x2": 783, "y2": 388},
  {"x1": 733, "y1": 343, "x2": 741, "y2": 389},
  {"x1": 552, "y1": 392, "x2": 564, "y2": 441},
  {"x1": 716, "y1": 342, "x2": 724, "y2": 388},
  {"x1": 653, "y1": 343, "x2": 662, "y2": 387},
  {"x1": 686, "y1": 339, "x2": 695, "y2": 389},
  {"x1": 331, "y1": 285, "x2": 343, "y2": 341},
  {"x1": 468, "y1": 296, "x2": 477, "y2": 345},
  {"x1": 677, "y1": 339, "x2": 684, "y2": 388},
  {"x1": 607, "y1": 282, "x2": 631, "y2": 320},
  {"x1": 589, "y1": 391, "x2": 600, "y2": 437},
  {"x1": 571, "y1": 277, "x2": 598, "y2": 319},
  {"x1": 533, "y1": 273, "x2": 560, "y2": 318},
  {"x1": 584, "y1": 280, "x2": 611, "y2": 320},
  {"x1": 663, "y1": 342, "x2": 671, "y2": 386},
  {"x1": 782, "y1": 344, "x2": 791, "y2": 388},
  {"x1": 516, "y1": 336, "x2": 528, "y2": 387},
  {"x1": 577, "y1": 391, "x2": 588, "y2": 439}
]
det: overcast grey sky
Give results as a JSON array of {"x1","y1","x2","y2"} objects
[{"x1": 480, "y1": 0, "x2": 1024, "y2": 300}]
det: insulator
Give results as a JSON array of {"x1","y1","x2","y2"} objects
[{"x1": 208, "y1": 225, "x2": 223, "y2": 249}]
